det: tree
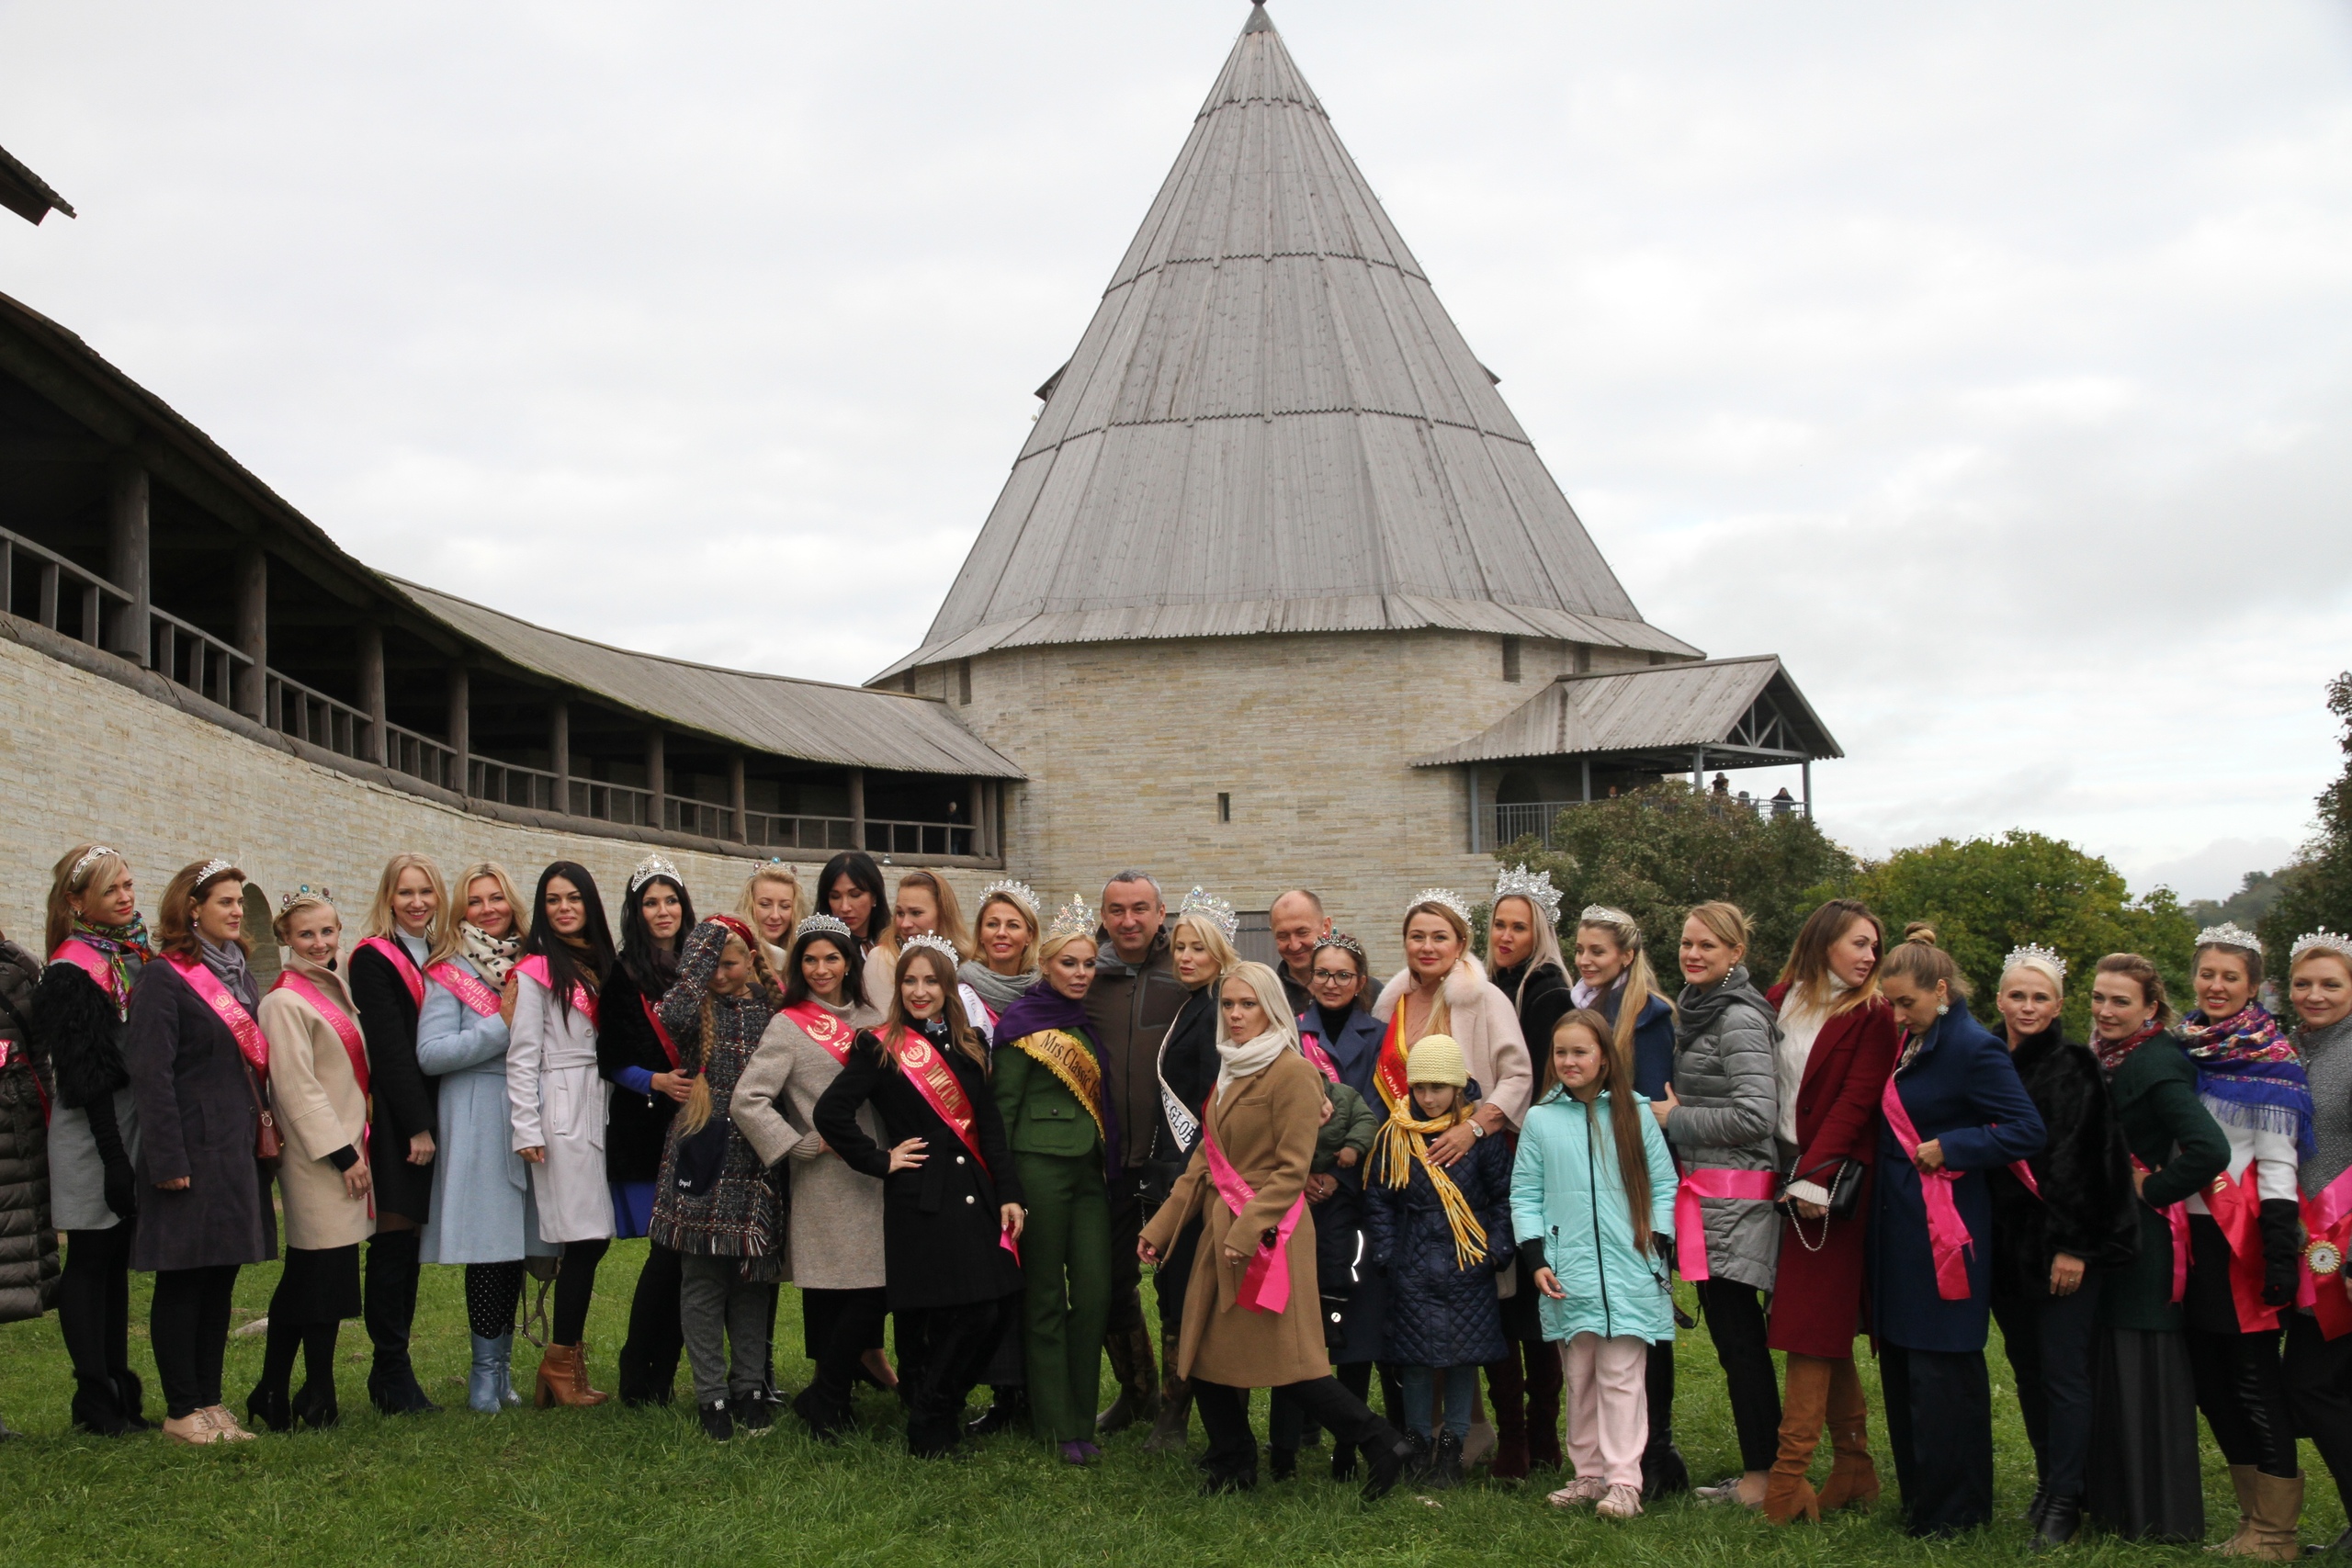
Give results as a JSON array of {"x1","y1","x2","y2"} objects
[
  {"x1": 1835, "y1": 830, "x2": 2197, "y2": 1035},
  {"x1": 2259, "y1": 671, "x2": 2352, "y2": 964},
  {"x1": 1487, "y1": 782, "x2": 1858, "y2": 976}
]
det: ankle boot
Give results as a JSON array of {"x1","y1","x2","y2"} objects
[
  {"x1": 1765, "y1": 1353, "x2": 1829, "y2": 1523},
  {"x1": 1428, "y1": 1429, "x2": 1465, "y2": 1490},
  {"x1": 70, "y1": 1372, "x2": 131, "y2": 1437},
  {"x1": 289, "y1": 1379, "x2": 340, "y2": 1430},
  {"x1": 469, "y1": 1334, "x2": 511, "y2": 1414},
  {"x1": 534, "y1": 1342, "x2": 609, "y2": 1408},
  {"x1": 245, "y1": 1383, "x2": 293, "y2": 1434},
  {"x1": 1814, "y1": 1357, "x2": 1882, "y2": 1511},
  {"x1": 113, "y1": 1369, "x2": 151, "y2": 1431},
  {"x1": 2238, "y1": 1472, "x2": 2304, "y2": 1562},
  {"x1": 1143, "y1": 1335, "x2": 1193, "y2": 1452}
]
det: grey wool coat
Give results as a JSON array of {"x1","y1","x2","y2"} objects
[
  {"x1": 1665, "y1": 964, "x2": 1783, "y2": 1292},
  {"x1": 123, "y1": 957, "x2": 277, "y2": 1274},
  {"x1": 734, "y1": 994, "x2": 887, "y2": 1291}
]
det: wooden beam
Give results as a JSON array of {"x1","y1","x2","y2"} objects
[
  {"x1": 548, "y1": 697, "x2": 570, "y2": 814},
  {"x1": 728, "y1": 753, "x2": 748, "y2": 844},
  {"x1": 848, "y1": 767, "x2": 866, "y2": 854},
  {"x1": 357, "y1": 622, "x2": 386, "y2": 763},
  {"x1": 106, "y1": 457, "x2": 148, "y2": 664},
  {"x1": 233, "y1": 545, "x2": 266, "y2": 718},
  {"x1": 447, "y1": 662, "x2": 470, "y2": 790}
]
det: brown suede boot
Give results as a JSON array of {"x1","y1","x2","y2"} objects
[
  {"x1": 1096, "y1": 1322, "x2": 1159, "y2": 1432},
  {"x1": 2234, "y1": 1472, "x2": 2303, "y2": 1562},
  {"x1": 1813, "y1": 1357, "x2": 1882, "y2": 1512},
  {"x1": 2214, "y1": 1464, "x2": 2260, "y2": 1553},
  {"x1": 1142, "y1": 1334, "x2": 1192, "y2": 1452},
  {"x1": 1765, "y1": 1354, "x2": 1830, "y2": 1524},
  {"x1": 534, "y1": 1343, "x2": 609, "y2": 1408}
]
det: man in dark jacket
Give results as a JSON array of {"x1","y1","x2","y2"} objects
[
  {"x1": 1270, "y1": 889, "x2": 1331, "y2": 1016},
  {"x1": 1084, "y1": 871, "x2": 1187, "y2": 1432}
]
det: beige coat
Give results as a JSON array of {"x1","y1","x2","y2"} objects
[
  {"x1": 1372, "y1": 961, "x2": 1534, "y2": 1129},
  {"x1": 257, "y1": 949, "x2": 376, "y2": 1251},
  {"x1": 734, "y1": 997, "x2": 887, "y2": 1291},
  {"x1": 1140, "y1": 1048, "x2": 1327, "y2": 1389}
]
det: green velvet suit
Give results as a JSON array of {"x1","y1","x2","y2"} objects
[{"x1": 994, "y1": 1033, "x2": 1114, "y2": 1445}]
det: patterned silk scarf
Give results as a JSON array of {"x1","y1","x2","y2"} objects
[{"x1": 2181, "y1": 1003, "x2": 2315, "y2": 1159}]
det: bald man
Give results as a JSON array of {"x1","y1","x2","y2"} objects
[{"x1": 1269, "y1": 889, "x2": 1331, "y2": 1015}]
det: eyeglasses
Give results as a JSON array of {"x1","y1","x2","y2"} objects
[{"x1": 1309, "y1": 968, "x2": 1360, "y2": 985}]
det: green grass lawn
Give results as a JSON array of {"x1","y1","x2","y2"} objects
[{"x1": 0, "y1": 1238, "x2": 2335, "y2": 1565}]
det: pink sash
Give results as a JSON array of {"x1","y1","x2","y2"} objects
[
  {"x1": 425, "y1": 961, "x2": 502, "y2": 1018},
  {"x1": 1200, "y1": 1100, "x2": 1307, "y2": 1314},
  {"x1": 2132, "y1": 1156, "x2": 2191, "y2": 1304},
  {"x1": 165, "y1": 953, "x2": 268, "y2": 1074},
  {"x1": 888, "y1": 1032, "x2": 1017, "y2": 1260},
  {"x1": 1295, "y1": 1030, "x2": 1341, "y2": 1086},
  {"x1": 514, "y1": 954, "x2": 598, "y2": 1028},
  {"x1": 49, "y1": 938, "x2": 123, "y2": 1009},
  {"x1": 271, "y1": 972, "x2": 371, "y2": 1100},
  {"x1": 1674, "y1": 1168, "x2": 1778, "y2": 1281},
  {"x1": 783, "y1": 1001, "x2": 854, "y2": 1066},
  {"x1": 2206, "y1": 1166, "x2": 2283, "y2": 1331},
  {"x1": 356, "y1": 936, "x2": 425, "y2": 1010},
  {"x1": 2300, "y1": 1165, "x2": 2352, "y2": 1339},
  {"x1": 1881, "y1": 1073, "x2": 1976, "y2": 1302}
]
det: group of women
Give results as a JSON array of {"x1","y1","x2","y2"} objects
[{"x1": 10, "y1": 839, "x2": 2352, "y2": 1548}]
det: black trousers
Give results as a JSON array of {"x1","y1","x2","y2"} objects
[
  {"x1": 58, "y1": 1224, "x2": 137, "y2": 1413},
  {"x1": 1993, "y1": 1274, "x2": 2105, "y2": 1499},
  {"x1": 1155, "y1": 1213, "x2": 1204, "y2": 1334},
  {"x1": 1882, "y1": 1342, "x2": 1994, "y2": 1537},
  {"x1": 2286, "y1": 1311, "x2": 2352, "y2": 1494},
  {"x1": 553, "y1": 1237, "x2": 609, "y2": 1346},
  {"x1": 1696, "y1": 1278, "x2": 1781, "y2": 1471},
  {"x1": 896, "y1": 1296, "x2": 1012, "y2": 1454},
  {"x1": 2188, "y1": 1325, "x2": 2296, "y2": 1477},
  {"x1": 151, "y1": 1264, "x2": 241, "y2": 1418},
  {"x1": 1195, "y1": 1377, "x2": 1390, "y2": 1483},
  {"x1": 618, "y1": 1242, "x2": 685, "y2": 1398},
  {"x1": 1271, "y1": 1360, "x2": 1374, "y2": 1451},
  {"x1": 1107, "y1": 1170, "x2": 1151, "y2": 1341},
  {"x1": 805, "y1": 1286, "x2": 889, "y2": 1415}
]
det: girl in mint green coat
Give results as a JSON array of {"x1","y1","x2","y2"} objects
[{"x1": 1510, "y1": 1008, "x2": 1679, "y2": 1517}]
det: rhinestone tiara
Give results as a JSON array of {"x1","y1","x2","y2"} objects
[
  {"x1": 1175, "y1": 886, "x2": 1238, "y2": 942},
  {"x1": 71, "y1": 844, "x2": 119, "y2": 881},
  {"x1": 2002, "y1": 942, "x2": 2068, "y2": 981},
  {"x1": 194, "y1": 857, "x2": 236, "y2": 886},
  {"x1": 2293, "y1": 930, "x2": 2352, "y2": 965},
  {"x1": 1492, "y1": 863, "x2": 1562, "y2": 928},
  {"x1": 1313, "y1": 931, "x2": 1366, "y2": 961},
  {"x1": 1408, "y1": 887, "x2": 1473, "y2": 927},
  {"x1": 977, "y1": 877, "x2": 1041, "y2": 920},
  {"x1": 901, "y1": 932, "x2": 960, "y2": 964},
  {"x1": 628, "y1": 853, "x2": 683, "y2": 895},
  {"x1": 2196, "y1": 921, "x2": 2264, "y2": 956},
  {"x1": 1579, "y1": 904, "x2": 1637, "y2": 929},
  {"x1": 1046, "y1": 893, "x2": 1097, "y2": 942},
  {"x1": 278, "y1": 884, "x2": 335, "y2": 911},
  {"x1": 791, "y1": 913, "x2": 854, "y2": 944}
]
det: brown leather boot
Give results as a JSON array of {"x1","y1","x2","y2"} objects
[
  {"x1": 534, "y1": 1343, "x2": 609, "y2": 1408},
  {"x1": 1142, "y1": 1334, "x2": 1192, "y2": 1453},
  {"x1": 1765, "y1": 1354, "x2": 1830, "y2": 1524},
  {"x1": 1814, "y1": 1356, "x2": 1882, "y2": 1512},
  {"x1": 2235, "y1": 1472, "x2": 2303, "y2": 1562},
  {"x1": 2215, "y1": 1464, "x2": 2260, "y2": 1553}
]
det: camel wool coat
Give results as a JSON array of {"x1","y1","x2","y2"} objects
[
  {"x1": 1371, "y1": 961, "x2": 1533, "y2": 1129},
  {"x1": 1140, "y1": 1047, "x2": 1328, "y2": 1389},
  {"x1": 257, "y1": 950, "x2": 375, "y2": 1251}
]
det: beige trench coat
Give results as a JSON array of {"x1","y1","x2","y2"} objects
[
  {"x1": 1140, "y1": 1048, "x2": 1327, "y2": 1389},
  {"x1": 257, "y1": 949, "x2": 375, "y2": 1251}
]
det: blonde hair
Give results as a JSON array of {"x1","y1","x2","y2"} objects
[
  {"x1": 894, "y1": 871, "x2": 972, "y2": 961},
  {"x1": 365, "y1": 853, "x2": 452, "y2": 950},
  {"x1": 45, "y1": 842, "x2": 133, "y2": 954},
  {"x1": 1575, "y1": 908, "x2": 1673, "y2": 1065},
  {"x1": 1492, "y1": 893, "x2": 1566, "y2": 995},
  {"x1": 737, "y1": 864, "x2": 802, "y2": 942},
  {"x1": 1401, "y1": 897, "x2": 1476, "y2": 1043},
  {"x1": 1685, "y1": 900, "x2": 1752, "y2": 954},
  {"x1": 433, "y1": 862, "x2": 530, "y2": 965},
  {"x1": 973, "y1": 889, "x2": 1041, "y2": 974},
  {"x1": 1169, "y1": 909, "x2": 1239, "y2": 977},
  {"x1": 272, "y1": 890, "x2": 342, "y2": 947},
  {"x1": 1038, "y1": 928, "x2": 1100, "y2": 970},
  {"x1": 1882, "y1": 923, "x2": 1971, "y2": 1001}
]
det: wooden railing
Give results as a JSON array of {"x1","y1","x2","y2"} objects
[
  {"x1": 466, "y1": 758, "x2": 556, "y2": 812},
  {"x1": 743, "y1": 812, "x2": 856, "y2": 853},
  {"x1": 384, "y1": 723, "x2": 458, "y2": 792},
  {"x1": 663, "y1": 798, "x2": 734, "y2": 840},
  {"x1": 267, "y1": 671, "x2": 370, "y2": 760},
  {"x1": 2, "y1": 526, "x2": 126, "y2": 649},
  {"x1": 866, "y1": 818, "x2": 978, "y2": 858},
  {"x1": 570, "y1": 777, "x2": 656, "y2": 828},
  {"x1": 151, "y1": 608, "x2": 253, "y2": 711}
]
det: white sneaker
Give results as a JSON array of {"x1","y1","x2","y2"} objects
[
  {"x1": 1547, "y1": 1476, "x2": 1611, "y2": 1508},
  {"x1": 1598, "y1": 1483, "x2": 1644, "y2": 1519},
  {"x1": 1694, "y1": 1474, "x2": 1756, "y2": 1506}
]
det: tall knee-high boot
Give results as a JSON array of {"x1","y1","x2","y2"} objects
[
  {"x1": 1144, "y1": 1330, "x2": 1193, "y2": 1452},
  {"x1": 1765, "y1": 1353, "x2": 1829, "y2": 1523},
  {"x1": 1814, "y1": 1355, "x2": 1881, "y2": 1510},
  {"x1": 1096, "y1": 1321, "x2": 1160, "y2": 1433},
  {"x1": 1487, "y1": 1350, "x2": 1531, "y2": 1479},
  {"x1": 366, "y1": 1230, "x2": 438, "y2": 1415},
  {"x1": 1526, "y1": 1338, "x2": 1565, "y2": 1471}
]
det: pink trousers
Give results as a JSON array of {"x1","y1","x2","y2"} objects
[{"x1": 1562, "y1": 1332, "x2": 1650, "y2": 1488}]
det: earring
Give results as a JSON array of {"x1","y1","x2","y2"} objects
[{"x1": 1936, "y1": 1002, "x2": 1949, "y2": 1017}]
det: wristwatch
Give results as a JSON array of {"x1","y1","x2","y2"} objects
[{"x1": 1470, "y1": 1120, "x2": 1488, "y2": 1139}]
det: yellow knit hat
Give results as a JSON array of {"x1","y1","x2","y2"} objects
[{"x1": 1406, "y1": 1033, "x2": 1468, "y2": 1088}]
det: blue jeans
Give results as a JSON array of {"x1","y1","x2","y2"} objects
[{"x1": 1400, "y1": 1363, "x2": 1476, "y2": 1439}]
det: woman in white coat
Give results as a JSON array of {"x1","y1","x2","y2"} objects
[
  {"x1": 248, "y1": 889, "x2": 374, "y2": 1432},
  {"x1": 509, "y1": 859, "x2": 618, "y2": 1408},
  {"x1": 419, "y1": 862, "x2": 555, "y2": 1412}
]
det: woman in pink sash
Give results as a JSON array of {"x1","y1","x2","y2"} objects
[
  {"x1": 1865, "y1": 930, "x2": 2044, "y2": 1536},
  {"x1": 247, "y1": 889, "x2": 373, "y2": 1432},
  {"x1": 2283, "y1": 932, "x2": 2352, "y2": 1555},
  {"x1": 123, "y1": 858, "x2": 275, "y2": 1444},
  {"x1": 1138, "y1": 962, "x2": 1414, "y2": 1500}
]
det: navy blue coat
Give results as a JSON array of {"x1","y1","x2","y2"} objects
[
  {"x1": 1365, "y1": 1128, "x2": 1514, "y2": 1367},
  {"x1": 1305, "y1": 1002, "x2": 1390, "y2": 1122},
  {"x1": 1867, "y1": 1006, "x2": 2046, "y2": 1352},
  {"x1": 1301, "y1": 1003, "x2": 1395, "y2": 1362},
  {"x1": 1601, "y1": 991, "x2": 1678, "y2": 1100}
]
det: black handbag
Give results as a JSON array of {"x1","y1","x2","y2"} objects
[{"x1": 1774, "y1": 1157, "x2": 1862, "y2": 1220}]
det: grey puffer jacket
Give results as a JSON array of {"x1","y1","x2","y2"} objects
[
  {"x1": 1666, "y1": 964, "x2": 1781, "y2": 1292},
  {"x1": 0, "y1": 936, "x2": 59, "y2": 1324}
]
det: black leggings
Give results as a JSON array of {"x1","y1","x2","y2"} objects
[
  {"x1": 553, "y1": 1239, "x2": 608, "y2": 1346},
  {"x1": 58, "y1": 1224, "x2": 136, "y2": 1394},
  {"x1": 466, "y1": 1260, "x2": 526, "y2": 1340},
  {"x1": 1196, "y1": 1377, "x2": 1391, "y2": 1483},
  {"x1": 2188, "y1": 1325, "x2": 2296, "y2": 1478},
  {"x1": 151, "y1": 1264, "x2": 240, "y2": 1418},
  {"x1": 1697, "y1": 1277, "x2": 1781, "y2": 1472}
]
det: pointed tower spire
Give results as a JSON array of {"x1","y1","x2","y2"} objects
[{"x1": 876, "y1": 8, "x2": 1695, "y2": 683}]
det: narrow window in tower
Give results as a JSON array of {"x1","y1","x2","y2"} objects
[
  {"x1": 956, "y1": 659, "x2": 972, "y2": 705},
  {"x1": 1216, "y1": 792, "x2": 1232, "y2": 823},
  {"x1": 1501, "y1": 636, "x2": 1522, "y2": 683}
]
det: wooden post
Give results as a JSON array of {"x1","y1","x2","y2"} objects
[
  {"x1": 357, "y1": 622, "x2": 386, "y2": 763},
  {"x1": 847, "y1": 768, "x2": 867, "y2": 853},
  {"x1": 645, "y1": 729, "x2": 666, "y2": 830},
  {"x1": 1467, "y1": 763, "x2": 1483, "y2": 854},
  {"x1": 106, "y1": 459, "x2": 150, "y2": 664},
  {"x1": 446, "y1": 663, "x2": 470, "y2": 793},
  {"x1": 232, "y1": 546, "x2": 266, "y2": 719},
  {"x1": 967, "y1": 779, "x2": 985, "y2": 857},
  {"x1": 548, "y1": 697, "x2": 571, "y2": 814},
  {"x1": 728, "y1": 753, "x2": 748, "y2": 843}
]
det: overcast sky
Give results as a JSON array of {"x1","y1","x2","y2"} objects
[{"x1": 3, "y1": 1, "x2": 2347, "y2": 900}]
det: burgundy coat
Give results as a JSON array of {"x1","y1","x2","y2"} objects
[{"x1": 1765, "y1": 981, "x2": 1901, "y2": 1357}]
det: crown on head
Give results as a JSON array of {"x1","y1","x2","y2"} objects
[
  {"x1": 194, "y1": 858, "x2": 236, "y2": 886},
  {"x1": 278, "y1": 884, "x2": 335, "y2": 912},
  {"x1": 791, "y1": 913, "x2": 854, "y2": 945},
  {"x1": 1580, "y1": 904, "x2": 1636, "y2": 929},
  {"x1": 2002, "y1": 942, "x2": 2068, "y2": 981},
  {"x1": 2293, "y1": 930, "x2": 2352, "y2": 965},
  {"x1": 628, "y1": 853, "x2": 682, "y2": 895},
  {"x1": 1046, "y1": 894, "x2": 1097, "y2": 942},
  {"x1": 977, "y1": 877, "x2": 1041, "y2": 920},
  {"x1": 1313, "y1": 931, "x2": 1366, "y2": 964},
  {"x1": 1176, "y1": 886, "x2": 1239, "y2": 942},
  {"x1": 71, "y1": 845, "x2": 119, "y2": 882},
  {"x1": 1408, "y1": 888, "x2": 1473, "y2": 928},
  {"x1": 2197, "y1": 921, "x2": 2264, "y2": 956},
  {"x1": 1492, "y1": 863, "x2": 1563, "y2": 929},
  {"x1": 902, "y1": 932, "x2": 960, "y2": 964}
]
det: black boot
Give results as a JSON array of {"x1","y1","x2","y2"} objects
[
  {"x1": 70, "y1": 1373, "x2": 131, "y2": 1437},
  {"x1": 365, "y1": 1231, "x2": 438, "y2": 1416},
  {"x1": 245, "y1": 1385, "x2": 293, "y2": 1434},
  {"x1": 1641, "y1": 1438, "x2": 1691, "y2": 1499},
  {"x1": 793, "y1": 1384, "x2": 849, "y2": 1444},
  {"x1": 2032, "y1": 1495, "x2": 2082, "y2": 1550},
  {"x1": 2023, "y1": 1479, "x2": 2051, "y2": 1524},
  {"x1": 1427, "y1": 1429, "x2": 1465, "y2": 1491},
  {"x1": 1270, "y1": 1446, "x2": 1297, "y2": 1482},
  {"x1": 289, "y1": 1380, "x2": 341, "y2": 1430},
  {"x1": 1359, "y1": 1419, "x2": 1416, "y2": 1503},
  {"x1": 113, "y1": 1368, "x2": 151, "y2": 1432},
  {"x1": 967, "y1": 1385, "x2": 1026, "y2": 1436}
]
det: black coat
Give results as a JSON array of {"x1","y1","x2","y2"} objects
[
  {"x1": 1148, "y1": 983, "x2": 1218, "y2": 1170},
  {"x1": 351, "y1": 937, "x2": 436, "y2": 1224},
  {"x1": 813, "y1": 1028, "x2": 1024, "y2": 1312},
  {"x1": 1494, "y1": 959, "x2": 1574, "y2": 1072},
  {"x1": 123, "y1": 960, "x2": 276, "y2": 1273},
  {"x1": 1989, "y1": 1026, "x2": 2140, "y2": 1296},
  {"x1": 596, "y1": 965, "x2": 680, "y2": 1185},
  {"x1": 33, "y1": 962, "x2": 127, "y2": 1111},
  {"x1": 0, "y1": 937, "x2": 56, "y2": 1324},
  {"x1": 1363, "y1": 1130, "x2": 1515, "y2": 1367}
]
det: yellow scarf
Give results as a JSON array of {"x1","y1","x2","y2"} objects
[{"x1": 1372, "y1": 1106, "x2": 1490, "y2": 1271}]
